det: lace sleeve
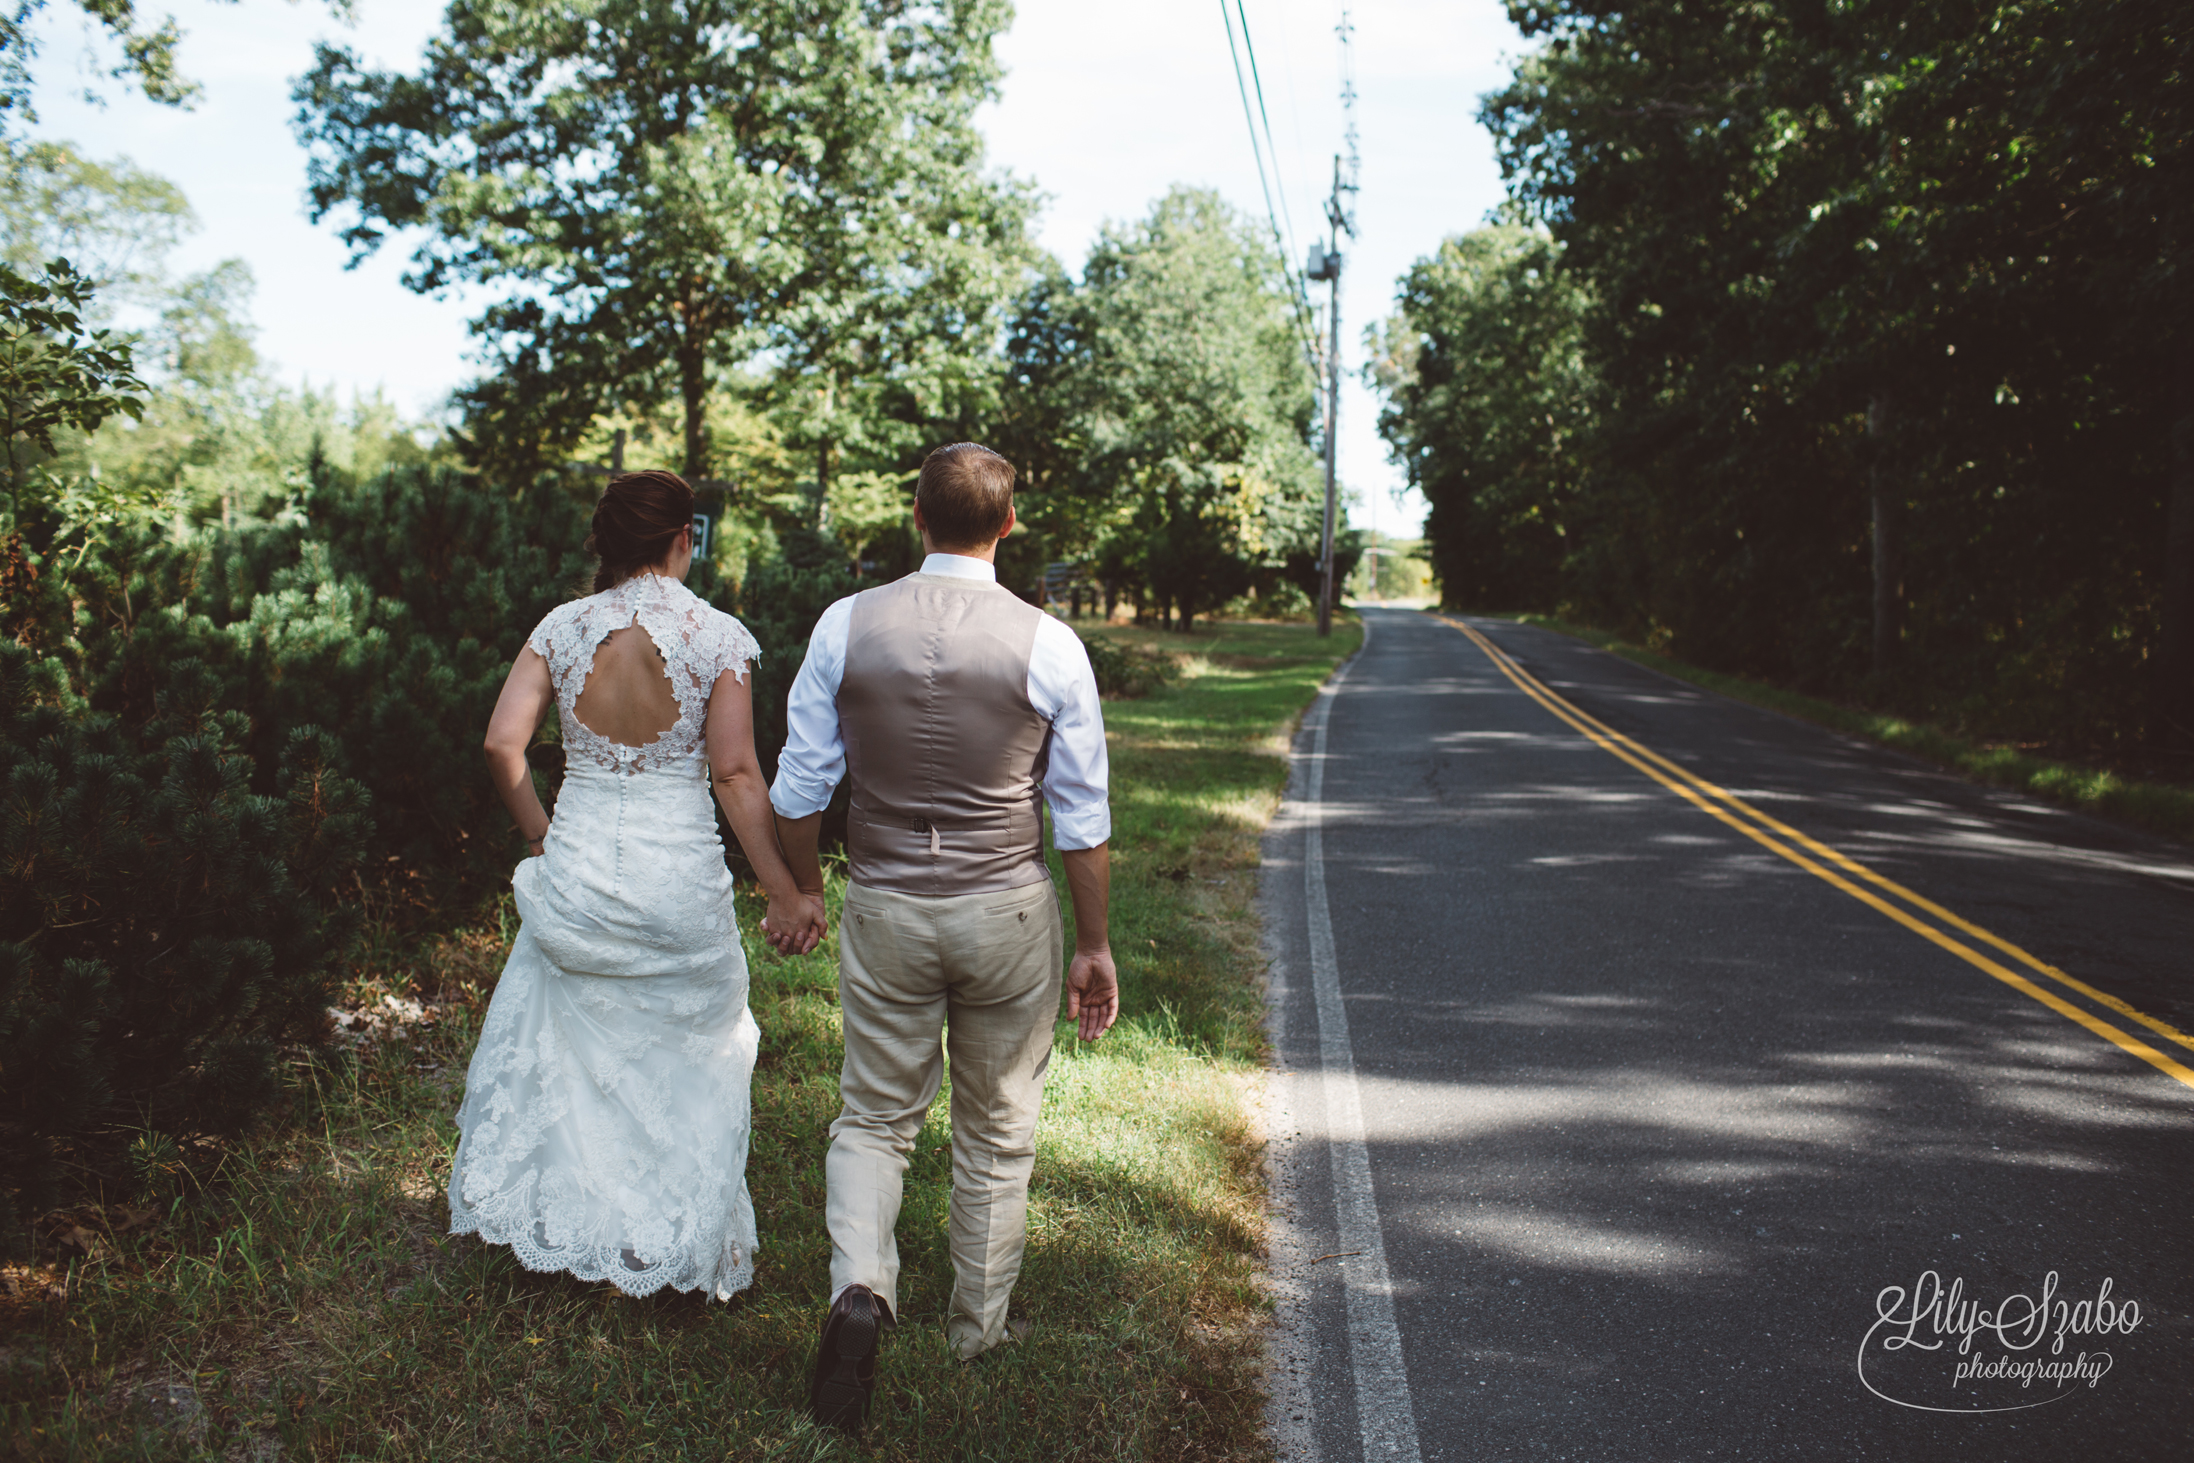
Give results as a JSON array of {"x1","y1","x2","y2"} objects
[
  {"x1": 527, "y1": 603, "x2": 572, "y2": 668},
  {"x1": 693, "y1": 608, "x2": 761, "y2": 685}
]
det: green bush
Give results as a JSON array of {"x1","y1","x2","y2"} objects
[
  {"x1": 55, "y1": 466, "x2": 596, "y2": 890},
  {"x1": 728, "y1": 547, "x2": 859, "y2": 783},
  {"x1": 1078, "y1": 630, "x2": 1177, "y2": 699},
  {"x1": 0, "y1": 646, "x2": 370, "y2": 1208},
  {"x1": 28, "y1": 463, "x2": 844, "y2": 887},
  {"x1": 1, "y1": 464, "x2": 858, "y2": 1204}
]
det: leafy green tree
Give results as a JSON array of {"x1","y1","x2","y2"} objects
[
  {"x1": 823, "y1": 468, "x2": 913, "y2": 575},
  {"x1": 765, "y1": 114, "x2": 1038, "y2": 517},
  {"x1": 1027, "y1": 187, "x2": 1325, "y2": 630},
  {"x1": 1373, "y1": 225, "x2": 1592, "y2": 611},
  {"x1": 0, "y1": 140, "x2": 191, "y2": 312},
  {"x1": 66, "y1": 259, "x2": 434, "y2": 529},
  {"x1": 0, "y1": 0, "x2": 204, "y2": 123},
  {"x1": 1450, "y1": 0, "x2": 2187, "y2": 749},
  {"x1": 294, "y1": 0, "x2": 1027, "y2": 481},
  {"x1": 0, "y1": 257, "x2": 142, "y2": 530}
]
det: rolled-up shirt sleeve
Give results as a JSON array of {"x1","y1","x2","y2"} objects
[
  {"x1": 768, "y1": 596, "x2": 855, "y2": 819},
  {"x1": 1029, "y1": 615, "x2": 1112, "y2": 850}
]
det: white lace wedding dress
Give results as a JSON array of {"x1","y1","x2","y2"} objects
[{"x1": 448, "y1": 573, "x2": 764, "y2": 1300}]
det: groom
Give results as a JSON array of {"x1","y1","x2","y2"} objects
[{"x1": 769, "y1": 441, "x2": 1119, "y2": 1430}]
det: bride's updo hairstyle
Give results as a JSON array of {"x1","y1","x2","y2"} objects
[{"x1": 587, "y1": 469, "x2": 696, "y2": 593}]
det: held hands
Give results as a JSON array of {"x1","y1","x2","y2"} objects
[
  {"x1": 1065, "y1": 945, "x2": 1119, "y2": 1042},
  {"x1": 760, "y1": 887, "x2": 828, "y2": 956}
]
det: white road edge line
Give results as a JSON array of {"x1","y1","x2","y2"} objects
[{"x1": 1304, "y1": 616, "x2": 1423, "y2": 1463}]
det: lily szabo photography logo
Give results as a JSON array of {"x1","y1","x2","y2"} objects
[{"x1": 1858, "y1": 1271, "x2": 2141, "y2": 1413}]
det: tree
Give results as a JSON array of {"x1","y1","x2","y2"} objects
[
  {"x1": 1038, "y1": 188, "x2": 1326, "y2": 630},
  {"x1": 1372, "y1": 225, "x2": 1592, "y2": 611},
  {"x1": 822, "y1": 468, "x2": 912, "y2": 574},
  {"x1": 0, "y1": 258, "x2": 143, "y2": 530},
  {"x1": 1448, "y1": 0, "x2": 2186, "y2": 749},
  {"x1": 764, "y1": 103, "x2": 1038, "y2": 514},
  {"x1": 0, "y1": 0, "x2": 204, "y2": 123},
  {"x1": 294, "y1": 0, "x2": 1027, "y2": 481},
  {"x1": 0, "y1": 140, "x2": 192, "y2": 312},
  {"x1": 0, "y1": 145, "x2": 436, "y2": 538}
]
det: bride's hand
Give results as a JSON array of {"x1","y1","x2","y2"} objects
[{"x1": 761, "y1": 889, "x2": 828, "y2": 956}]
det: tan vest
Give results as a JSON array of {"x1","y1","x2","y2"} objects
[{"x1": 838, "y1": 572, "x2": 1053, "y2": 897}]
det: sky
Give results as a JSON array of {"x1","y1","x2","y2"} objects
[{"x1": 27, "y1": 0, "x2": 1527, "y2": 536}]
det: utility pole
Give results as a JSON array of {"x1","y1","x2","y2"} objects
[
  {"x1": 1312, "y1": 211, "x2": 1342, "y2": 637},
  {"x1": 1309, "y1": 8, "x2": 1359, "y2": 638},
  {"x1": 1309, "y1": 156, "x2": 1357, "y2": 636}
]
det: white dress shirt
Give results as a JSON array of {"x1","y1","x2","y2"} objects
[{"x1": 769, "y1": 553, "x2": 1112, "y2": 850}]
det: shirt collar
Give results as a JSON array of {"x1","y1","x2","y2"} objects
[{"x1": 920, "y1": 552, "x2": 996, "y2": 583}]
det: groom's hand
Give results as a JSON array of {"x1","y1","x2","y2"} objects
[
  {"x1": 762, "y1": 890, "x2": 828, "y2": 956},
  {"x1": 760, "y1": 917, "x2": 812, "y2": 955},
  {"x1": 791, "y1": 891, "x2": 828, "y2": 953},
  {"x1": 1065, "y1": 946, "x2": 1119, "y2": 1042}
]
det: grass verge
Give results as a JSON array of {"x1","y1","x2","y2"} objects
[
  {"x1": 1502, "y1": 612, "x2": 2194, "y2": 845},
  {"x1": 1, "y1": 616, "x2": 1358, "y2": 1462}
]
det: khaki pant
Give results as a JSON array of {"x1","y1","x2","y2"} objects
[{"x1": 826, "y1": 878, "x2": 1063, "y2": 1359}]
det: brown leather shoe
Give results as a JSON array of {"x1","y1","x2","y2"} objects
[{"x1": 808, "y1": 1284, "x2": 885, "y2": 1431}]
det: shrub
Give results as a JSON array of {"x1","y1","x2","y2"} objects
[
  {"x1": 726, "y1": 549, "x2": 858, "y2": 782},
  {"x1": 1079, "y1": 630, "x2": 1178, "y2": 699},
  {"x1": 0, "y1": 646, "x2": 370, "y2": 1209},
  {"x1": 1, "y1": 464, "x2": 857, "y2": 1207},
  {"x1": 51, "y1": 466, "x2": 592, "y2": 902}
]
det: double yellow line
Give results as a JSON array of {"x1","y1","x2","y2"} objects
[{"x1": 1442, "y1": 615, "x2": 2194, "y2": 1092}]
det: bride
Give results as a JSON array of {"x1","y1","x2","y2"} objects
[{"x1": 449, "y1": 468, "x2": 825, "y2": 1300}]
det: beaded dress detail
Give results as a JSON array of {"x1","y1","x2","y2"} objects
[{"x1": 447, "y1": 575, "x2": 764, "y2": 1300}]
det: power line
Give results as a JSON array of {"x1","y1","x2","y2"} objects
[
  {"x1": 1235, "y1": 2, "x2": 1304, "y2": 281},
  {"x1": 1218, "y1": 0, "x2": 1324, "y2": 406}
]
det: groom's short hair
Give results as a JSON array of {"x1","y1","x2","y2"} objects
[{"x1": 916, "y1": 442, "x2": 1016, "y2": 550}]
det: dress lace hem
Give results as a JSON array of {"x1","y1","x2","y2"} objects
[{"x1": 450, "y1": 1180, "x2": 757, "y2": 1302}]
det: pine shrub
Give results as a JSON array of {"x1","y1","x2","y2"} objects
[
  {"x1": 59, "y1": 465, "x2": 595, "y2": 901},
  {"x1": 2, "y1": 463, "x2": 852, "y2": 1203},
  {"x1": 0, "y1": 646, "x2": 370, "y2": 1208}
]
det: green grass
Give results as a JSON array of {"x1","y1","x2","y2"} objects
[
  {"x1": 1501, "y1": 612, "x2": 2194, "y2": 845},
  {"x1": 1, "y1": 616, "x2": 1359, "y2": 1462}
]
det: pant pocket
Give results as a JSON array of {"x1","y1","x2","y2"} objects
[{"x1": 979, "y1": 881, "x2": 1058, "y2": 918}]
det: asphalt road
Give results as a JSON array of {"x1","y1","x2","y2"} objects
[{"x1": 1262, "y1": 608, "x2": 2194, "y2": 1462}]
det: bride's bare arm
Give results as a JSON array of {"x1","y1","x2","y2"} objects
[
  {"x1": 484, "y1": 647, "x2": 556, "y2": 852},
  {"x1": 705, "y1": 668, "x2": 827, "y2": 954}
]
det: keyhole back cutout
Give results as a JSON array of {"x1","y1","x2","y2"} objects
[{"x1": 572, "y1": 622, "x2": 682, "y2": 749}]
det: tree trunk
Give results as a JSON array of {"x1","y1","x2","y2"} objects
[
  {"x1": 2161, "y1": 338, "x2": 2194, "y2": 746},
  {"x1": 817, "y1": 442, "x2": 831, "y2": 529},
  {"x1": 678, "y1": 340, "x2": 709, "y2": 479},
  {"x1": 1868, "y1": 390, "x2": 1903, "y2": 679}
]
